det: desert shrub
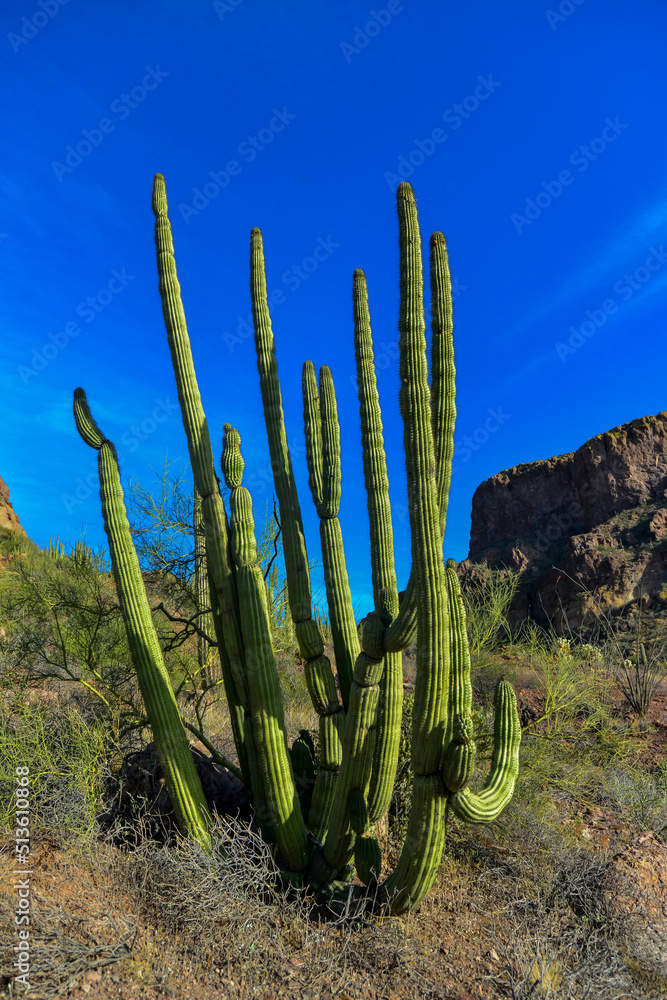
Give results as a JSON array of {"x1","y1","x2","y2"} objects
[
  {"x1": 0, "y1": 538, "x2": 136, "y2": 714},
  {"x1": 613, "y1": 642, "x2": 667, "y2": 718},
  {"x1": 513, "y1": 637, "x2": 639, "y2": 814},
  {"x1": 460, "y1": 566, "x2": 521, "y2": 660},
  {"x1": 0, "y1": 690, "x2": 113, "y2": 843},
  {"x1": 601, "y1": 763, "x2": 667, "y2": 837}
]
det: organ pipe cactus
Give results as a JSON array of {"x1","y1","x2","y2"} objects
[{"x1": 73, "y1": 174, "x2": 522, "y2": 915}]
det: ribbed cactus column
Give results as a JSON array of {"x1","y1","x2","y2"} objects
[
  {"x1": 302, "y1": 360, "x2": 359, "y2": 712},
  {"x1": 152, "y1": 173, "x2": 249, "y2": 785},
  {"x1": 352, "y1": 269, "x2": 403, "y2": 832},
  {"x1": 250, "y1": 228, "x2": 345, "y2": 843},
  {"x1": 221, "y1": 424, "x2": 309, "y2": 875},
  {"x1": 376, "y1": 182, "x2": 449, "y2": 912},
  {"x1": 382, "y1": 230, "x2": 456, "y2": 656},
  {"x1": 72, "y1": 388, "x2": 212, "y2": 847},
  {"x1": 316, "y1": 269, "x2": 407, "y2": 879},
  {"x1": 193, "y1": 490, "x2": 217, "y2": 683}
]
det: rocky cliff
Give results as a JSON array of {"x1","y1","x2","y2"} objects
[
  {"x1": 0, "y1": 475, "x2": 26, "y2": 537},
  {"x1": 458, "y1": 413, "x2": 667, "y2": 632}
]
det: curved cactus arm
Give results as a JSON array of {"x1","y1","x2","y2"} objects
[
  {"x1": 72, "y1": 388, "x2": 212, "y2": 847},
  {"x1": 250, "y1": 227, "x2": 345, "y2": 843},
  {"x1": 374, "y1": 181, "x2": 450, "y2": 913},
  {"x1": 302, "y1": 361, "x2": 359, "y2": 711},
  {"x1": 383, "y1": 229, "x2": 456, "y2": 655},
  {"x1": 222, "y1": 424, "x2": 309, "y2": 875},
  {"x1": 352, "y1": 269, "x2": 402, "y2": 828},
  {"x1": 152, "y1": 173, "x2": 249, "y2": 784},
  {"x1": 448, "y1": 676, "x2": 521, "y2": 823}
]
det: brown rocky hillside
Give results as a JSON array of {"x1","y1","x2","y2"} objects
[
  {"x1": 458, "y1": 412, "x2": 667, "y2": 633},
  {"x1": 0, "y1": 476, "x2": 26, "y2": 538}
]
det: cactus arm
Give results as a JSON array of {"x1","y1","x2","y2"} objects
[
  {"x1": 430, "y1": 232, "x2": 456, "y2": 538},
  {"x1": 250, "y1": 227, "x2": 345, "y2": 842},
  {"x1": 319, "y1": 365, "x2": 360, "y2": 712},
  {"x1": 377, "y1": 182, "x2": 449, "y2": 913},
  {"x1": 302, "y1": 361, "x2": 359, "y2": 711},
  {"x1": 222, "y1": 424, "x2": 309, "y2": 875},
  {"x1": 382, "y1": 230, "x2": 455, "y2": 655},
  {"x1": 352, "y1": 268, "x2": 402, "y2": 828},
  {"x1": 395, "y1": 182, "x2": 448, "y2": 778},
  {"x1": 448, "y1": 677, "x2": 521, "y2": 823},
  {"x1": 302, "y1": 360, "x2": 325, "y2": 512},
  {"x1": 73, "y1": 388, "x2": 212, "y2": 847},
  {"x1": 440, "y1": 559, "x2": 476, "y2": 793},
  {"x1": 193, "y1": 490, "x2": 217, "y2": 683},
  {"x1": 152, "y1": 173, "x2": 249, "y2": 784},
  {"x1": 443, "y1": 560, "x2": 473, "y2": 748}
]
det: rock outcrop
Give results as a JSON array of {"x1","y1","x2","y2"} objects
[
  {"x1": 0, "y1": 475, "x2": 26, "y2": 537},
  {"x1": 458, "y1": 413, "x2": 667, "y2": 632}
]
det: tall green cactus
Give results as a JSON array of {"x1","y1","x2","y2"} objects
[
  {"x1": 72, "y1": 174, "x2": 522, "y2": 916},
  {"x1": 72, "y1": 389, "x2": 213, "y2": 847}
]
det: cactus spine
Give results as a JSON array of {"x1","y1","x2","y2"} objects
[{"x1": 73, "y1": 173, "x2": 522, "y2": 917}]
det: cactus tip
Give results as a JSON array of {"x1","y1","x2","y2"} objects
[
  {"x1": 152, "y1": 174, "x2": 167, "y2": 215},
  {"x1": 73, "y1": 388, "x2": 106, "y2": 451}
]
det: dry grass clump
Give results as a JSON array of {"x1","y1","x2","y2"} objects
[
  {"x1": 441, "y1": 801, "x2": 658, "y2": 999},
  {"x1": 94, "y1": 812, "x2": 416, "y2": 997}
]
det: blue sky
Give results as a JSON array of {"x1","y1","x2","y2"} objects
[{"x1": 2, "y1": 0, "x2": 666, "y2": 619}]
